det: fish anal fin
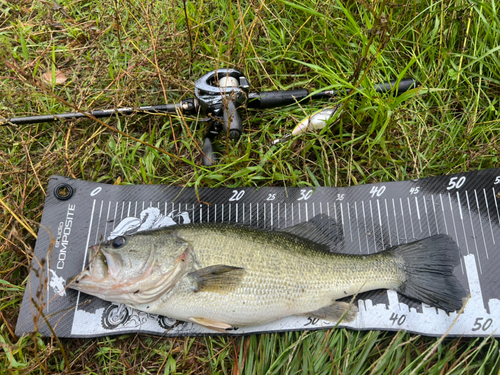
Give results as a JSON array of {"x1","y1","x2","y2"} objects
[
  {"x1": 189, "y1": 317, "x2": 232, "y2": 332},
  {"x1": 188, "y1": 265, "x2": 246, "y2": 293},
  {"x1": 306, "y1": 301, "x2": 358, "y2": 323}
]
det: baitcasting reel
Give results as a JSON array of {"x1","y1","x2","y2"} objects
[{"x1": 193, "y1": 68, "x2": 250, "y2": 165}]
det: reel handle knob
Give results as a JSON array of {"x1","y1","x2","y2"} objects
[
  {"x1": 202, "y1": 137, "x2": 219, "y2": 166},
  {"x1": 222, "y1": 100, "x2": 242, "y2": 140}
]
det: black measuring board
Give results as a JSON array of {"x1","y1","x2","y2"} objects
[{"x1": 16, "y1": 168, "x2": 500, "y2": 338}]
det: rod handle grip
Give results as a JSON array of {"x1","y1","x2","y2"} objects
[
  {"x1": 374, "y1": 78, "x2": 418, "y2": 96},
  {"x1": 248, "y1": 89, "x2": 310, "y2": 109}
]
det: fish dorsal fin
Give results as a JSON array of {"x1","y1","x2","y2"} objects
[
  {"x1": 280, "y1": 214, "x2": 344, "y2": 252},
  {"x1": 188, "y1": 265, "x2": 246, "y2": 293}
]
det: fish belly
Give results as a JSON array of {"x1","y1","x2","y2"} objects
[{"x1": 140, "y1": 272, "x2": 336, "y2": 326}]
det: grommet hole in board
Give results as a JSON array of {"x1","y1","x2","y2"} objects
[{"x1": 54, "y1": 184, "x2": 74, "y2": 200}]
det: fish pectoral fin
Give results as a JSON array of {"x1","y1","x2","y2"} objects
[
  {"x1": 305, "y1": 301, "x2": 358, "y2": 323},
  {"x1": 189, "y1": 317, "x2": 232, "y2": 332},
  {"x1": 188, "y1": 265, "x2": 246, "y2": 293}
]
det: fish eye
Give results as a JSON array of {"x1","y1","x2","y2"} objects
[{"x1": 111, "y1": 236, "x2": 127, "y2": 249}]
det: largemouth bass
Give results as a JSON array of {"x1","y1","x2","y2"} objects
[{"x1": 69, "y1": 215, "x2": 466, "y2": 331}]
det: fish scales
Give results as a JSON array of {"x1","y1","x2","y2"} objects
[{"x1": 134, "y1": 224, "x2": 402, "y2": 326}]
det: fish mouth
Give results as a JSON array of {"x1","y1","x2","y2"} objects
[{"x1": 68, "y1": 245, "x2": 111, "y2": 288}]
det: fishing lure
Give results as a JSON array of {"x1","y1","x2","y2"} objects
[{"x1": 272, "y1": 104, "x2": 341, "y2": 144}]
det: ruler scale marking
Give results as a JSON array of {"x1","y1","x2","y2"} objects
[
  {"x1": 494, "y1": 187, "x2": 500, "y2": 226},
  {"x1": 407, "y1": 197, "x2": 415, "y2": 239},
  {"x1": 457, "y1": 191, "x2": 470, "y2": 256},
  {"x1": 431, "y1": 195, "x2": 439, "y2": 234},
  {"x1": 475, "y1": 190, "x2": 489, "y2": 260},
  {"x1": 440, "y1": 194, "x2": 449, "y2": 235},
  {"x1": 355, "y1": 202, "x2": 362, "y2": 253},
  {"x1": 263, "y1": 203, "x2": 265, "y2": 228},
  {"x1": 448, "y1": 193, "x2": 460, "y2": 245},
  {"x1": 399, "y1": 198, "x2": 408, "y2": 241},
  {"x1": 277, "y1": 202, "x2": 279, "y2": 228},
  {"x1": 423, "y1": 196, "x2": 431, "y2": 236},
  {"x1": 369, "y1": 201, "x2": 377, "y2": 250},
  {"x1": 385, "y1": 199, "x2": 392, "y2": 247},
  {"x1": 347, "y1": 203, "x2": 353, "y2": 242},
  {"x1": 285, "y1": 202, "x2": 287, "y2": 228},
  {"x1": 113, "y1": 202, "x2": 118, "y2": 230},
  {"x1": 392, "y1": 198, "x2": 400, "y2": 244},
  {"x1": 483, "y1": 189, "x2": 495, "y2": 245},
  {"x1": 415, "y1": 196, "x2": 422, "y2": 233},
  {"x1": 73, "y1": 199, "x2": 97, "y2": 319},
  {"x1": 340, "y1": 202, "x2": 345, "y2": 240},
  {"x1": 377, "y1": 200, "x2": 384, "y2": 249},
  {"x1": 271, "y1": 203, "x2": 273, "y2": 228},
  {"x1": 362, "y1": 201, "x2": 370, "y2": 253},
  {"x1": 465, "y1": 191, "x2": 475, "y2": 256},
  {"x1": 94, "y1": 200, "x2": 103, "y2": 245},
  {"x1": 120, "y1": 201, "x2": 125, "y2": 222},
  {"x1": 103, "y1": 201, "x2": 111, "y2": 239}
]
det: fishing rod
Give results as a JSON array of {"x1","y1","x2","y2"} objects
[{"x1": 2, "y1": 69, "x2": 417, "y2": 166}]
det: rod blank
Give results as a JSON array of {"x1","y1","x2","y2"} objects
[{"x1": 3, "y1": 103, "x2": 181, "y2": 125}]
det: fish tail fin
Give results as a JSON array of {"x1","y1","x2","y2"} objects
[{"x1": 389, "y1": 234, "x2": 467, "y2": 312}]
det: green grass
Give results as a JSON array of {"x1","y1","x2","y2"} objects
[{"x1": 1, "y1": 0, "x2": 500, "y2": 373}]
